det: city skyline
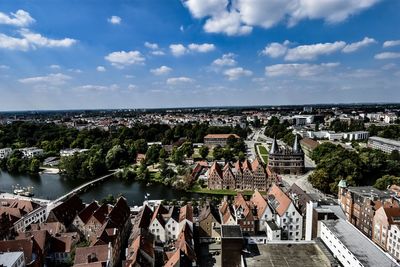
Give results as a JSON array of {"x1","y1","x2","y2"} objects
[{"x1": 0, "y1": 0, "x2": 399, "y2": 111}]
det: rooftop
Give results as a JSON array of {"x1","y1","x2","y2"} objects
[
  {"x1": 244, "y1": 243, "x2": 332, "y2": 267},
  {"x1": 369, "y1": 136, "x2": 400, "y2": 147},
  {"x1": 221, "y1": 225, "x2": 242, "y2": 238},
  {"x1": 0, "y1": 251, "x2": 24, "y2": 266},
  {"x1": 322, "y1": 219, "x2": 396, "y2": 267},
  {"x1": 347, "y1": 186, "x2": 392, "y2": 199}
]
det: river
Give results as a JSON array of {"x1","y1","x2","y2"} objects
[{"x1": 0, "y1": 171, "x2": 200, "y2": 206}]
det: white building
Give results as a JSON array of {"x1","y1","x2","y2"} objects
[
  {"x1": 0, "y1": 251, "x2": 25, "y2": 267},
  {"x1": 384, "y1": 113, "x2": 398, "y2": 124},
  {"x1": 14, "y1": 206, "x2": 47, "y2": 233},
  {"x1": 266, "y1": 220, "x2": 281, "y2": 241},
  {"x1": 0, "y1": 147, "x2": 12, "y2": 159},
  {"x1": 165, "y1": 207, "x2": 180, "y2": 241},
  {"x1": 19, "y1": 147, "x2": 44, "y2": 158},
  {"x1": 368, "y1": 136, "x2": 400, "y2": 154},
  {"x1": 320, "y1": 219, "x2": 397, "y2": 267},
  {"x1": 343, "y1": 131, "x2": 369, "y2": 141},
  {"x1": 60, "y1": 148, "x2": 89, "y2": 157},
  {"x1": 268, "y1": 185, "x2": 303, "y2": 241},
  {"x1": 387, "y1": 224, "x2": 400, "y2": 261}
]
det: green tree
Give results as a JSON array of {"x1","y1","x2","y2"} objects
[
  {"x1": 29, "y1": 158, "x2": 41, "y2": 173},
  {"x1": 213, "y1": 146, "x2": 223, "y2": 160},
  {"x1": 199, "y1": 145, "x2": 209, "y2": 159},
  {"x1": 374, "y1": 175, "x2": 400, "y2": 190},
  {"x1": 134, "y1": 139, "x2": 148, "y2": 154},
  {"x1": 145, "y1": 145, "x2": 161, "y2": 165},
  {"x1": 105, "y1": 145, "x2": 129, "y2": 169}
]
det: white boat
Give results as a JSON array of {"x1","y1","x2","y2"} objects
[{"x1": 12, "y1": 185, "x2": 34, "y2": 197}]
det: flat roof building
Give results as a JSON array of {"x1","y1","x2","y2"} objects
[{"x1": 368, "y1": 136, "x2": 400, "y2": 154}]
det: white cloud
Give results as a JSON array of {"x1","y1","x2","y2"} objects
[
  {"x1": 285, "y1": 41, "x2": 346, "y2": 61},
  {"x1": 170, "y1": 43, "x2": 216, "y2": 56},
  {"x1": 96, "y1": 66, "x2": 106, "y2": 72},
  {"x1": 170, "y1": 44, "x2": 187, "y2": 56},
  {"x1": 108, "y1": 16, "x2": 121, "y2": 25},
  {"x1": 188, "y1": 43, "x2": 215, "y2": 53},
  {"x1": 203, "y1": 10, "x2": 252, "y2": 36},
  {"x1": 374, "y1": 52, "x2": 400, "y2": 60},
  {"x1": 144, "y1": 42, "x2": 165, "y2": 56},
  {"x1": 265, "y1": 62, "x2": 339, "y2": 77},
  {"x1": 182, "y1": 0, "x2": 380, "y2": 36},
  {"x1": 128, "y1": 84, "x2": 136, "y2": 90},
  {"x1": 224, "y1": 67, "x2": 252, "y2": 80},
  {"x1": 261, "y1": 41, "x2": 289, "y2": 58},
  {"x1": 19, "y1": 73, "x2": 71, "y2": 85},
  {"x1": 167, "y1": 77, "x2": 194, "y2": 85},
  {"x1": 342, "y1": 37, "x2": 376, "y2": 53},
  {"x1": 0, "y1": 10, "x2": 35, "y2": 27},
  {"x1": 0, "y1": 29, "x2": 77, "y2": 51},
  {"x1": 382, "y1": 63, "x2": 397, "y2": 70},
  {"x1": 105, "y1": 50, "x2": 145, "y2": 68},
  {"x1": 150, "y1": 65, "x2": 172, "y2": 75},
  {"x1": 49, "y1": 64, "x2": 61, "y2": 69},
  {"x1": 0, "y1": 65, "x2": 10, "y2": 69},
  {"x1": 75, "y1": 84, "x2": 119, "y2": 92},
  {"x1": 383, "y1": 40, "x2": 400, "y2": 48},
  {"x1": 212, "y1": 53, "x2": 237, "y2": 66},
  {"x1": 144, "y1": 42, "x2": 159, "y2": 50}
]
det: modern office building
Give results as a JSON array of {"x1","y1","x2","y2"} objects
[{"x1": 368, "y1": 136, "x2": 400, "y2": 154}]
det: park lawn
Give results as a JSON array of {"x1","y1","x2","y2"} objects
[{"x1": 257, "y1": 144, "x2": 269, "y2": 163}]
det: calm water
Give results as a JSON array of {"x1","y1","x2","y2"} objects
[{"x1": 0, "y1": 171, "x2": 200, "y2": 206}]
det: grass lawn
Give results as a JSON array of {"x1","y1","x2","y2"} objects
[{"x1": 257, "y1": 144, "x2": 269, "y2": 163}]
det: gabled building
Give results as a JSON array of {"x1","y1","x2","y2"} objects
[
  {"x1": 267, "y1": 185, "x2": 303, "y2": 240},
  {"x1": 219, "y1": 200, "x2": 236, "y2": 225},
  {"x1": 250, "y1": 190, "x2": 273, "y2": 232},
  {"x1": 47, "y1": 194, "x2": 85, "y2": 228},
  {"x1": 197, "y1": 205, "x2": 221, "y2": 243},
  {"x1": 165, "y1": 207, "x2": 180, "y2": 241},
  {"x1": 372, "y1": 206, "x2": 400, "y2": 254},
  {"x1": 233, "y1": 194, "x2": 256, "y2": 235},
  {"x1": 149, "y1": 205, "x2": 169, "y2": 243}
]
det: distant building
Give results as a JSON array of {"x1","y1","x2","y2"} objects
[
  {"x1": 0, "y1": 147, "x2": 12, "y2": 159},
  {"x1": 207, "y1": 158, "x2": 272, "y2": 191},
  {"x1": 60, "y1": 148, "x2": 89, "y2": 157},
  {"x1": 299, "y1": 138, "x2": 319, "y2": 157},
  {"x1": 368, "y1": 136, "x2": 400, "y2": 154},
  {"x1": 342, "y1": 131, "x2": 369, "y2": 141},
  {"x1": 204, "y1": 133, "x2": 240, "y2": 147},
  {"x1": 268, "y1": 136, "x2": 305, "y2": 175},
  {"x1": 18, "y1": 147, "x2": 44, "y2": 158}
]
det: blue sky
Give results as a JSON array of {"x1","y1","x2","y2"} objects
[{"x1": 0, "y1": 0, "x2": 399, "y2": 111}]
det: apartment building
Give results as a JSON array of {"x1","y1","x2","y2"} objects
[{"x1": 368, "y1": 136, "x2": 400, "y2": 154}]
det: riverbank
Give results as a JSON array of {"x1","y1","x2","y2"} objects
[
  {"x1": 40, "y1": 167, "x2": 60, "y2": 174},
  {"x1": 188, "y1": 187, "x2": 258, "y2": 196}
]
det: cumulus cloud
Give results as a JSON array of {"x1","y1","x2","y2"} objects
[
  {"x1": 19, "y1": 73, "x2": 71, "y2": 85},
  {"x1": 182, "y1": 0, "x2": 380, "y2": 36},
  {"x1": 224, "y1": 67, "x2": 252, "y2": 80},
  {"x1": 144, "y1": 42, "x2": 165, "y2": 56},
  {"x1": 167, "y1": 77, "x2": 194, "y2": 85},
  {"x1": 212, "y1": 53, "x2": 237, "y2": 66},
  {"x1": 150, "y1": 65, "x2": 172, "y2": 75},
  {"x1": 374, "y1": 52, "x2": 400, "y2": 60},
  {"x1": 105, "y1": 50, "x2": 145, "y2": 68},
  {"x1": 96, "y1": 66, "x2": 106, "y2": 72},
  {"x1": 188, "y1": 43, "x2": 215, "y2": 53},
  {"x1": 170, "y1": 44, "x2": 187, "y2": 56},
  {"x1": 49, "y1": 64, "x2": 61, "y2": 69},
  {"x1": 261, "y1": 41, "x2": 289, "y2": 58},
  {"x1": 342, "y1": 37, "x2": 376, "y2": 53},
  {"x1": 0, "y1": 10, "x2": 35, "y2": 27},
  {"x1": 265, "y1": 62, "x2": 339, "y2": 77},
  {"x1": 169, "y1": 43, "x2": 215, "y2": 56},
  {"x1": 108, "y1": 16, "x2": 121, "y2": 25},
  {"x1": 285, "y1": 41, "x2": 346, "y2": 61},
  {"x1": 74, "y1": 84, "x2": 119, "y2": 92},
  {"x1": 383, "y1": 40, "x2": 400, "y2": 48},
  {"x1": 0, "y1": 29, "x2": 77, "y2": 51}
]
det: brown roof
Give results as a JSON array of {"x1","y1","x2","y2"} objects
[
  {"x1": 251, "y1": 158, "x2": 262, "y2": 170},
  {"x1": 0, "y1": 239, "x2": 37, "y2": 265},
  {"x1": 164, "y1": 249, "x2": 181, "y2": 267},
  {"x1": 204, "y1": 134, "x2": 240, "y2": 139},
  {"x1": 126, "y1": 233, "x2": 154, "y2": 266},
  {"x1": 234, "y1": 193, "x2": 253, "y2": 220},
  {"x1": 267, "y1": 185, "x2": 292, "y2": 216},
  {"x1": 209, "y1": 161, "x2": 223, "y2": 179},
  {"x1": 74, "y1": 244, "x2": 110, "y2": 265},
  {"x1": 51, "y1": 232, "x2": 79, "y2": 253},
  {"x1": 234, "y1": 160, "x2": 242, "y2": 173},
  {"x1": 31, "y1": 222, "x2": 65, "y2": 235},
  {"x1": 384, "y1": 207, "x2": 400, "y2": 225},
  {"x1": 179, "y1": 204, "x2": 193, "y2": 223},
  {"x1": 251, "y1": 190, "x2": 269, "y2": 219},
  {"x1": 286, "y1": 183, "x2": 312, "y2": 214},
  {"x1": 78, "y1": 202, "x2": 100, "y2": 224},
  {"x1": 151, "y1": 204, "x2": 169, "y2": 226},
  {"x1": 300, "y1": 138, "x2": 319, "y2": 150},
  {"x1": 242, "y1": 159, "x2": 252, "y2": 171},
  {"x1": 91, "y1": 203, "x2": 111, "y2": 225},
  {"x1": 108, "y1": 197, "x2": 130, "y2": 229},
  {"x1": 16, "y1": 230, "x2": 49, "y2": 253},
  {"x1": 48, "y1": 194, "x2": 84, "y2": 226}
]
